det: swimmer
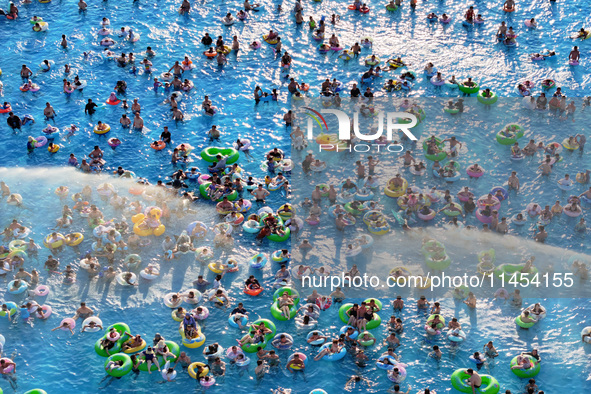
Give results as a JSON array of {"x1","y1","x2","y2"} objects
[
  {"x1": 345, "y1": 375, "x2": 371, "y2": 390},
  {"x1": 276, "y1": 291, "x2": 294, "y2": 319},
  {"x1": 72, "y1": 303, "x2": 94, "y2": 323},
  {"x1": 385, "y1": 332, "x2": 400, "y2": 348},
  {"x1": 314, "y1": 339, "x2": 342, "y2": 361},
  {"x1": 285, "y1": 354, "x2": 305, "y2": 372},
  {"x1": 357, "y1": 332, "x2": 376, "y2": 347},
  {"x1": 222, "y1": 12, "x2": 234, "y2": 25},
  {"x1": 526, "y1": 18, "x2": 537, "y2": 28},
  {"x1": 0, "y1": 357, "x2": 17, "y2": 389},
  {"x1": 465, "y1": 6, "x2": 475, "y2": 22},
  {"x1": 52, "y1": 320, "x2": 75, "y2": 335},
  {"x1": 208, "y1": 289, "x2": 229, "y2": 309},
  {"x1": 503, "y1": 0, "x2": 516, "y2": 12},
  {"x1": 569, "y1": 46, "x2": 580, "y2": 63},
  {"x1": 511, "y1": 355, "x2": 533, "y2": 370},
  {"x1": 464, "y1": 292, "x2": 477, "y2": 308},
  {"x1": 519, "y1": 310, "x2": 537, "y2": 325},
  {"x1": 330, "y1": 287, "x2": 345, "y2": 303}
]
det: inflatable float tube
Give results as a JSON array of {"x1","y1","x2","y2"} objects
[
  {"x1": 496, "y1": 124, "x2": 524, "y2": 145},
  {"x1": 495, "y1": 264, "x2": 539, "y2": 282},
  {"x1": 510, "y1": 355, "x2": 540, "y2": 377},
  {"x1": 458, "y1": 81, "x2": 479, "y2": 94},
  {"x1": 450, "y1": 369, "x2": 500, "y2": 394},
  {"x1": 200, "y1": 147, "x2": 239, "y2": 164},
  {"x1": 477, "y1": 90, "x2": 498, "y2": 104},
  {"x1": 422, "y1": 138, "x2": 447, "y2": 161}
]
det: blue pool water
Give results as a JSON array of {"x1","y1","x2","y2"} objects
[
  {"x1": 287, "y1": 98, "x2": 591, "y2": 391},
  {"x1": 0, "y1": 164, "x2": 590, "y2": 394},
  {"x1": 0, "y1": 0, "x2": 590, "y2": 393},
  {"x1": 291, "y1": 98, "x2": 591, "y2": 252},
  {"x1": 290, "y1": 98, "x2": 591, "y2": 297}
]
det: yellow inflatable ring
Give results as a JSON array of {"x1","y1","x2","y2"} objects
[
  {"x1": 65, "y1": 233, "x2": 84, "y2": 246},
  {"x1": 122, "y1": 339, "x2": 147, "y2": 354},
  {"x1": 188, "y1": 362, "x2": 210, "y2": 379},
  {"x1": 384, "y1": 178, "x2": 408, "y2": 198},
  {"x1": 43, "y1": 233, "x2": 65, "y2": 249},
  {"x1": 94, "y1": 124, "x2": 111, "y2": 135}
]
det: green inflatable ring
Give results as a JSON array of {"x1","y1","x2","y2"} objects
[
  {"x1": 477, "y1": 90, "x2": 498, "y2": 104},
  {"x1": 514, "y1": 315, "x2": 536, "y2": 329},
  {"x1": 441, "y1": 161, "x2": 461, "y2": 172},
  {"x1": 138, "y1": 340, "x2": 179, "y2": 371},
  {"x1": 344, "y1": 202, "x2": 365, "y2": 216},
  {"x1": 271, "y1": 300, "x2": 297, "y2": 321},
  {"x1": 386, "y1": 5, "x2": 398, "y2": 11},
  {"x1": 509, "y1": 355, "x2": 540, "y2": 377},
  {"x1": 338, "y1": 303, "x2": 381, "y2": 329},
  {"x1": 339, "y1": 303, "x2": 355, "y2": 323},
  {"x1": 138, "y1": 355, "x2": 165, "y2": 371},
  {"x1": 365, "y1": 313, "x2": 382, "y2": 330},
  {"x1": 241, "y1": 339, "x2": 268, "y2": 353},
  {"x1": 104, "y1": 353, "x2": 133, "y2": 377},
  {"x1": 317, "y1": 184, "x2": 330, "y2": 197},
  {"x1": 422, "y1": 137, "x2": 447, "y2": 161},
  {"x1": 250, "y1": 318, "x2": 277, "y2": 340},
  {"x1": 450, "y1": 369, "x2": 500, "y2": 394},
  {"x1": 259, "y1": 213, "x2": 284, "y2": 227},
  {"x1": 357, "y1": 331, "x2": 376, "y2": 346},
  {"x1": 259, "y1": 213, "x2": 290, "y2": 242},
  {"x1": 273, "y1": 286, "x2": 300, "y2": 302},
  {"x1": 241, "y1": 318, "x2": 277, "y2": 351},
  {"x1": 24, "y1": 390, "x2": 48, "y2": 394},
  {"x1": 495, "y1": 264, "x2": 539, "y2": 282},
  {"x1": 364, "y1": 298, "x2": 382, "y2": 311},
  {"x1": 200, "y1": 147, "x2": 239, "y2": 164},
  {"x1": 94, "y1": 337, "x2": 122, "y2": 357},
  {"x1": 421, "y1": 240, "x2": 445, "y2": 256},
  {"x1": 166, "y1": 340, "x2": 181, "y2": 358},
  {"x1": 267, "y1": 227, "x2": 290, "y2": 242},
  {"x1": 199, "y1": 182, "x2": 238, "y2": 202},
  {"x1": 496, "y1": 124, "x2": 524, "y2": 145},
  {"x1": 426, "y1": 314, "x2": 445, "y2": 328},
  {"x1": 259, "y1": 213, "x2": 284, "y2": 225},
  {"x1": 458, "y1": 81, "x2": 480, "y2": 94},
  {"x1": 425, "y1": 253, "x2": 451, "y2": 270}
]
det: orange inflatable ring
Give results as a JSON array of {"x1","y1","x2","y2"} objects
[
  {"x1": 244, "y1": 285, "x2": 263, "y2": 296},
  {"x1": 151, "y1": 141, "x2": 166, "y2": 150}
]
